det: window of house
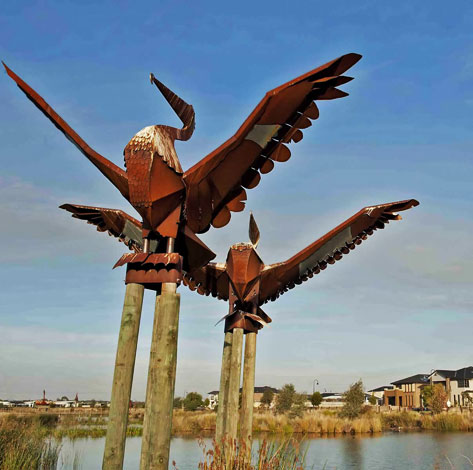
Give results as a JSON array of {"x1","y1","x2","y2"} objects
[{"x1": 458, "y1": 379, "x2": 469, "y2": 388}]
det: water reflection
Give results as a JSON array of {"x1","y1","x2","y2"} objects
[
  {"x1": 341, "y1": 435, "x2": 363, "y2": 469},
  {"x1": 58, "y1": 432, "x2": 473, "y2": 470}
]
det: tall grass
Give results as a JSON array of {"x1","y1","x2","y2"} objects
[
  {"x1": 381, "y1": 410, "x2": 473, "y2": 432},
  {"x1": 0, "y1": 422, "x2": 61, "y2": 470},
  {"x1": 198, "y1": 437, "x2": 306, "y2": 470},
  {"x1": 2, "y1": 409, "x2": 472, "y2": 444},
  {"x1": 253, "y1": 411, "x2": 383, "y2": 435},
  {"x1": 173, "y1": 410, "x2": 215, "y2": 434}
]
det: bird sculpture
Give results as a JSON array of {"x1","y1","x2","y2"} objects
[
  {"x1": 55, "y1": 198, "x2": 418, "y2": 316},
  {"x1": 3, "y1": 53, "x2": 362, "y2": 277},
  {"x1": 4, "y1": 53, "x2": 366, "y2": 470},
  {"x1": 184, "y1": 199, "x2": 419, "y2": 442},
  {"x1": 61, "y1": 199, "x2": 420, "y2": 446},
  {"x1": 183, "y1": 200, "x2": 419, "y2": 330}
]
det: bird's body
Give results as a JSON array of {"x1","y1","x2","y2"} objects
[{"x1": 124, "y1": 125, "x2": 185, "y2": 237}]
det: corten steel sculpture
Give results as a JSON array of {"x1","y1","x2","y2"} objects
[
  {"x1": 4, "y1": 52, "x2": 362, "y2": 470},
  {"x1": 182, "y1": 200, "x2": 419, "y2": 445}
]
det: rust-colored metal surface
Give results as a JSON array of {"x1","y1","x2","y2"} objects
[
  {"x1": 183, "y1": 54, "x2": 362, "y2": 234},
  {"x1": 3, "y1": 53, "x2": 362, "y2": 280},
  {"x1": 183, "y1": 199, "x2": 419, "y2": 331},
  {"x1": 118, "y1": 253, "x2": 183, "y2": 291},
  {"x1": 59, "y1": 204, "x2": 215, "y2": 273}
]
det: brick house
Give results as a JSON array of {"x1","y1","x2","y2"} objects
[{"x1": 383, "y1": 374, "x2": 430, "y2": 408}]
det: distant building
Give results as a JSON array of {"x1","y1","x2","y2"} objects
[
  {"x1": 319, "y1": 392, "x2": 344, "y2": 408},
  {"x1": 53, "y1": 400, "x2": 77, "y2": 408},
  {"x1": 253, "y1": 386, "x2": 279, "y2": 408},
  {"x1": 207, "y1": 386, "x2": 279, "y2": 409},
  {"x1": 384, "y1": 373, "x2": 430, "y2": 408},
  {"x1": 384, "y1": 366, "x2": 473, "y2": 409},
  {"x1": 207, "y1": 390, "x2": 219, "y2": 409},
  {"x1": 368, "y1": 386, "x2": 394, "y2": 405},
  {"x1": 429, "y1": 366, "x2": 473, "y2": 407}
]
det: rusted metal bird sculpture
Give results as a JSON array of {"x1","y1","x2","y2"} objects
[
  {"x1": 183, "y1": 200, "x2": 419, "y2": 318},
  {"x1": 3, "y1": 53, "x2": 362, "y2": 275},
  {"x1": 4, "y1": 53, "x2": 363, "y2": 470},
  {"x1": 182, "y1": 199, "x2": 419, "y2": 442}
]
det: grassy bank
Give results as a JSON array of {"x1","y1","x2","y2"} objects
[
  {"x1": 169, "y1": 409, "x2": 473, "y2": 436},
  {"x1": 382, "y1": 410, "x2": 473, "y2": 432},
  {"x1": 2, "y1": 409, "x2": 472, "y2": 442}
]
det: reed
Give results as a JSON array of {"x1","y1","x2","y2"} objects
[
  {"x1": 381, "y1": 410, "x2": 473, "y2": 432},
  {"x1": 381, "y1": 410, "x2": 422, "y2": 429},
  {"x1": 0, "y1": 421, "x2": 61, "y2": 470},
  {"x1": 172, "y1": 410, "x2": 216, "y2": 434},
  {"x1": 198, "y1": 437, "x2": 306, "y2": 470},
  {"x1": 253, "y1": 411, "x2": 383, "y2": 435},
  {"x1": 3, "y1": 408, "x2": 471, "y2": 443},
  {"x1": 421, "y1": 413, "x2": 473, "y2": 432}
]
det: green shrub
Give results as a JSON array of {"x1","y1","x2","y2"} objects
[{"x1": 340, "y1": 380, "x2": 365, "y2": 419}]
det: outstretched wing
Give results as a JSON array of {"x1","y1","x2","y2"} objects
[
  {"x1": 3, "y1": 63, "x2": 129, "y2": 199},
  {"x1": 60, "y1": 203, "x2": 216, "y2": 271},
  {"x1": 184, "y1": 53, "x2": 362, "y2": 233},
  {"x1": 60, "y1": 204, "x2": 143, "y2": 252},
  {"x1": 183, "y1": 263, "x2": 229, "y2": 300},
  {"x1": 259, "y1": 199, "x2": 419, "y2": 304}
]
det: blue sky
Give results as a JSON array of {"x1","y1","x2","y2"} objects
[{"x1": 1, "y1": 0, "x2": 472, "y2": 400}]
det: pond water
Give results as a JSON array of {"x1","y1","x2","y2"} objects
[{"x1": 58, "y1": 432, "x2": 473, "y2": 470}]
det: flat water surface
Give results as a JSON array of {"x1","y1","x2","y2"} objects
[{"x1": 58, "y1": 432, "x2": 473, "y2": 470}]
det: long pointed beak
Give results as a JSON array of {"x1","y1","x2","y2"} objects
[
  {"x1": 150, "y1": 73, "x2": 195, "y2": 141},
  {"x1": 249, "y1": 212, "x2": 260, "y2": 248}
]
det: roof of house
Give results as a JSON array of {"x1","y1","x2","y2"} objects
[
  {"x1": 208, "y1": 386, "x2": 279, "y2": 395},
  {"x1": 432, "y1": 366, "x2": 473, "y2": 380},
  {"x1": 391, "y1": 374, "x2": 430, "y2": 386},
  {"x1": 368, "y1": 386, "x2": 394, "y2": 392},
  {"x1": 253, "y1": 386, "x2": 279, "y2": 394}
]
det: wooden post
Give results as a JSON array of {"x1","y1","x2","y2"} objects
[
  {"x1": 103, "y1": 283, "x2": 144, "y2": 470},
  {"x1": 215, "y1": 330, "x2": 233, "y2": 442},
  {"x1": 225, "y1": 327, "x2": 244, "y2": 440},
  {"x1": 140, "y1": 288, "x2": 180, "y2": 470},
  {"x1": 240, "y1": 332, "x2": 256, "y2": 448}
]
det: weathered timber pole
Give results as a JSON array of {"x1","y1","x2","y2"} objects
[
  {"x1": 140, "y1": 237, "x2": 180, "y2": 470},
  {"x1": 215, "y1": 330, "x2": 233, "y2": 441},
  {"x1": 103, "y1": 282, "x2": 145, "y2": 470},
  {"x1": 225, "y1": 327, "x2": 244, "y2": 440},
  {"x1": 239, "y1": 331, "x2": 257, "y2": 448}
]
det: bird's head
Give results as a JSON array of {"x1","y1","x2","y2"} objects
[{"x1": 150, "y1": 73, "x2": 195, "y2": 141}]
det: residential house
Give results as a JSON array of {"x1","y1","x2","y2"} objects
[
  {"x1": 253, "y1": 386, "x2": 279, "y2": 408},
  {"x1": 384, "y1": 374, "x2": 430, "y2": 408},
  {"x1": 207, "y1": 386, "x2": 279, "y2": 410},
  {"x1": 319, "y1": 392, "x2": 344, "y2": 408},
  {"x1": 207, "y1": 390, "x2": 218, "y2": 409},
  {"x1": 368, "y1": 385, "x2": 393, "y2": 401},
  {"x1": 429, "y1": 366, "x2": 473, "y2": 407}
]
